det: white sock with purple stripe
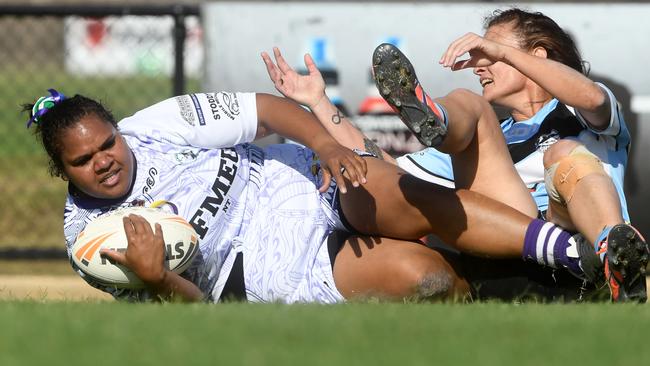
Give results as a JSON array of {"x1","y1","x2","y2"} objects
[{"x1": 522, "y1": 219, "x2": 582, "y2": 274}]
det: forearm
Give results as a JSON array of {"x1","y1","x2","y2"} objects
[
  {"x1": 255, "y1": 93, "x2": 340, "y2": 151},
  {"x1": 146, "y1": 270, "x2": 205, "y2": 302},
  {"x1": 502, "y1": 46, "x2": 609, "y2": 122},
  {"x1": 309, "y1": 96, "x2": 394, "y2": 163}
]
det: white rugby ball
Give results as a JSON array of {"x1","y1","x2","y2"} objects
[{"x1": 71, "y1": 206, "x2": 199, "y2": 289}]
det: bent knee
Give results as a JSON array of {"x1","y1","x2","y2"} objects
[
  {"x1": 415, "y1": 271, "x2": 454, "y2": 298},
  {"x1": 543, "y1": 139, "x2": 582, "y2": 168},
  {"x1": 399, "y1": 261, "x2": 455, "y2": 299},
  {"x1": 544, "y1": 143, "x2": 605, "y2": 205},
  {"x1": 445, "y1": 88, "x2": 490, "y2": 112},
  {"x1": 447, "y1": 88, "x2": 480, "y2": 100}
]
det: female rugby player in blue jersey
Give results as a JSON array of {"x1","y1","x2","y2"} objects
[{"x1": 261, "y1": 8, "x2": 649, "y2": 302}]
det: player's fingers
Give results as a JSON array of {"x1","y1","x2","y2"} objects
[
  {"x1": 153, "y1": 223, "x2": 165, "y2": 244},
  {"x1": 350, "y1": 154, "x2": 368, "y2": 184},
  {"x1": 318, "y1": 168, "x2": 332, "y2": 193},
  {"x1": 129, "y1": 214, "x2": 152, "y2": 236},
  {"x1": 261, "y1": 52, "x2": 280, "y2": 81},
  {"x1": 99, "y1": 248, "x2": 127, "y2": 266},
  {"x1": 442, "y1": 46, "x2": 461, "y2": 67},
  {"x1": 440, "y1": 34, "x2": 465, "y2": 65},
  {"x1": 340, "y1": 158, "x2": 361, "y2": 188},
  {"x1": 304, "y1": 54, "x2": 321, "y2": 76},
  {"x1": 440, "y1": 42, "x2": 455, "y2": 66},
  {"x1": 441, "y1": 33, "x2": 472, "y2": 67},
  {"x1": 274, "y1": 47, "x2": 292, "y2": 73},
  {"x1": 453, "y1": 36, "x2": 479, "y2": 60},
  {"x1": 331, "y1": 162, "x2": 348, "y2": 194},
  {"x1": 123, "y1": 216, "x2": 136, "y2": 236}
]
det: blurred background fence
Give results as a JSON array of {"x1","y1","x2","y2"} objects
[{"x1": 0, "y1": 4, "x2": 201, "y2": 256}]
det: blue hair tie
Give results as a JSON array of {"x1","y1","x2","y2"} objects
[{"x1": 26, "y1": 88, "x2": 66, "y2": 128}]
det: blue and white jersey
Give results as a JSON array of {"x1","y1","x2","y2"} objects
[
  {"x1": 63, "y1": 92, "x2": 346, "y2": 303},
  {"x1": 396, "y1": 83, "x2": 630, "y2": 220}
]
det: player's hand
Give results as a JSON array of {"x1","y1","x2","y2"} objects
[
  {"x1": 439, "y1": 32, "x2": 508, "y2": 71},
  {"x1": 314, "y1": 142, "x2": 367, "y2": 194},
  {"x1": 100, "y1": 214, "x2": 167, "y2": 286},
  {"x1": 261, "y1": 47, "x2": 327, "y2": 109}
]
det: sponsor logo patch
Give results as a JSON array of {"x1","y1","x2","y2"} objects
[
  {"x1": 219, "y1": 92, "x2": 240, "y2": 118},
  {"x1": 536, "y1": 129, "x2": 560, "y2": 153},
  {"x1": 205, "y1": 92, "x2": 241, "y2": 121},
  {"x1": 175, "y1": 95, "x2": 196, "y2": 126},
  {"x1": 174, "y1": 150, "x2": 199, "y2": 165},
  {"x1": 189, "y1": 94, "x2": 206, "y2": 125}
]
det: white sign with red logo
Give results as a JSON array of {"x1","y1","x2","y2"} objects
[{"x1": 64, "y1": 16, "x2": 203, "y2": 77}]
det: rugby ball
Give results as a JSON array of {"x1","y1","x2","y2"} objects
[{"x1": 71, "y1": 206, "x2": 199, "y2": 289}]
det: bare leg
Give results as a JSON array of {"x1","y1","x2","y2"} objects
[
  {"x1": 339, "y1": 157, "x2": 531, "y2": 258},
  {"x1": 372, "y1": 43, "x2": 536, "y2": 217},
  {"x1": 543, "y1": 139, "x2": 623, "y2": 244},
  {"x1": 436, "y1": 89, "x2": 538, "y2": 217},
  {"x1": 544, "y1": 139, "x2": 649, "y2": 302},
  {"x1": 332, "y1": 235, "x2": 469, "y2": 301}
]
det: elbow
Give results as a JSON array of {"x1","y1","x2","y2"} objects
[{"x1": 581, "y1": 83, "x2": 607, "y2": 112}]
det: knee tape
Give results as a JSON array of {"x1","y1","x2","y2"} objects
[{"x1": 544, "y1": 146, "x2": 605, "y2": 205}]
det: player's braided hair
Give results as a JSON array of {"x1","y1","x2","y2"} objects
[
  {"x1": 485, "y1": 8, "x2": 588, "y2": 75},
  {"x1": 23, "y1": 92, "x2": 118, "y2": 179}
]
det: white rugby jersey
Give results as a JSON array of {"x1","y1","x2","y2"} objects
[
  {"x1": 64, "y1": 92, "x2": 266, "y2": 301},
  {"x1": 65, "y1": 92, "x2": 349, "y2": 303},
  {"x1": 396, "y1": 83, "x2": 631, "y2": 220}
]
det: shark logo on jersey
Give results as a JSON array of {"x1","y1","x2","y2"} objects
[
  {"x1": 535, "y1": 129, "x2": 560, "y2": 153},
  {"x1": 175, "y1": 95, "x2": 196, "y2": 126}
]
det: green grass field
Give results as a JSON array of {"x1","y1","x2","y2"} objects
[{"x1": 0, "y1": 301, "x2": 648, "y2": 366}]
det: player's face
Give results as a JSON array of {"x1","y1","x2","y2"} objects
[
  {"x1": 474, "y1": 23, "x2": 529, "y2": 107},
  {"x1": 59, "y1": 114, "x2": 134, "y2": 199}
]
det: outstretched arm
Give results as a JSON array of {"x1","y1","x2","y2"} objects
[
  {"x1": 255, "y1": 93, "x2": 367, "y2": 193},
  {"x1": 440, "y1": 32, "x2": 610, "y2": 129},
  {"x1": 261, "y1": 47, "x2": 394, "y2": 163}
]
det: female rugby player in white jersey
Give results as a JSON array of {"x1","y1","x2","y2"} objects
[
  {"x1": 25, "y1": 84, "x2": 598, "y2": 303},
  {"x1": 261, "y1": 8, "x2": 648, "y2": 302}
]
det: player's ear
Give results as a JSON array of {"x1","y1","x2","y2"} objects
[{"x1": 532, "y1": 46, "x2": 548, "y2": 59}]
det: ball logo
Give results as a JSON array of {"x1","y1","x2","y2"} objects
[
  {"x1": 72, "y1": 207, "x2": 200, "y2": 288},
  {"x1": 168, "y1": 235, "x2": 199, "y2": 270},
  {"x1": 74, "y1": 231, "x2": 117, "y2": 267}
]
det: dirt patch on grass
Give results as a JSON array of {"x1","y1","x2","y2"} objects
[{"x1": 0, "y1": 275, "x2": 113, "y2": 301}]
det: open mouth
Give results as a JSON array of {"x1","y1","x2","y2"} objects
[
  {"x1": 100, "y1": 169, "x2": 121, "y2": 186},
  {"x1": 480, "y1": 78, "x2": 494, "y2": 87}
]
